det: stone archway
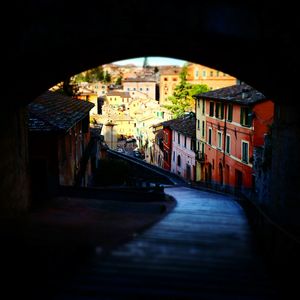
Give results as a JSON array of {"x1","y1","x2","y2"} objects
[{"x1": 2, "y1": 0, "x2": 300, "y2": 223}]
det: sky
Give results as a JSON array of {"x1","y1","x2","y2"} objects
[{"x1": 112, "y1": 56, "x2": 187, "y2": 67}]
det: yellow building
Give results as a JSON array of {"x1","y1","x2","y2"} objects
[
  {"x1": 106, "y1": 91, "x2": 131, "y2": 110},
  {"x1": 76, "y1": 87, "x2": 98, "y2": 115},
  {"x1": 195, "y1": 97, "x2": 206, "y2": 182}
]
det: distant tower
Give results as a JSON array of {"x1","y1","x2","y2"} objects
[{"x1": 143, "y1": 57, "x2": 149, "y2": 68}]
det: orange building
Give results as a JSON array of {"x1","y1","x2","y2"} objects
[
  {"x1": 159, "y1": 66, "x2": 182, "y2": 106},
  {"x1": 196, "y1": 83, "x2": 274, "y2": 197},
  {"x1": 186, "y1": 62, "x2": 237, "y2": 89},
  {"x1": 159, "y1": 63, "x2": 237, "y2": 107}
]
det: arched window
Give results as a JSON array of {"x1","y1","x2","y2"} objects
[{"x1": 177, "y1": 155, "x2": 181, "y2": 167}]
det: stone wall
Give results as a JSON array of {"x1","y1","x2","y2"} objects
[{"x1": 0, "y1": 106, "x2": 30, "y2": 216}]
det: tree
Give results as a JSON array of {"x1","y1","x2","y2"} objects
[
  {"x1": 164, "y1": 64, "x2": 211, "y2": 118},
  {"x1": 115, "y1": 76, "x2": 123, "y2": 85},
  {"x1": 73, "y1": 66, "x2": 105, "y2": 83},
  {"x1": 103, "y1": 71, "x2": 111, "y2": 83},
  {"x1": 56, "y1": 76, "x2": 79, "y2": 97}
]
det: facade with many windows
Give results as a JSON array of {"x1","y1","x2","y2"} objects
[
  {"x1": 195, "y1": 83, "x2": 274, "y2": 196},
  {"x1": 123, "y1": 77, "x2": 156, "y2": 100},
  {"x1": 161, "y1": 113, "x2": 196, "y2": 181},
  {"x1": 195, "y1": 96, "x2": 206, "y2": 181}
]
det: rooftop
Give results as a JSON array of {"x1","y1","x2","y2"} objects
[
  {"x1": 107, "y1": 91, "x2": 131, "y2": 97},
  {"x1": 195, "y1": 83, "x2": 266, "y2": 104},
  {"x1": 161, "y1": 113, "x2": 196, "y2": 138},
  {"x1": 28, "y1": 90, "x2": 94, "y2": 132}
]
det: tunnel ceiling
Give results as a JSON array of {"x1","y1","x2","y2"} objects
[{"x1": 5, "y1": 0, "x2": 299, "y2": 104}]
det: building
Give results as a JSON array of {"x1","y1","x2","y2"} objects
[
  {"x1": 76, "y1": 86, "x2": 99, "y2": 115},
  {"x1": 186, "y1": 63, "x2": 237, "y2": 89},
  {"x1": 123, "y1": 77, "x2": 157, "y2": 100},
  {"x1": 169, "y1": 113, "x2": 196, "y2": 181},
  {"x1": 161, "y1": 113, "x2": 196, "y2": 179},
  {"x1": 106, "y1": 91, "x2": 131, "y2": 110},
  {"x1": 159, "y1": 66, "x2": 182, "y2": 106},
  {"x1": 195, "y1": 94, "x2": 207, "y2": 182},
  {"x1": 151, "y1": 125, "x2": 164, "y2": 168},
  {"x1": 195, "y1": 83, "x2": 274, "y2": 197},
  {"x1": 158, "y1": 63, "x2": 237, "y2": 108},
  {"x1": 28, "y1": 90, "x2": 94, "y2": 201}
]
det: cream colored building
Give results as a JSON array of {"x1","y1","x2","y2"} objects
[
  {"x1": 123, "y1": 77, "x2": 156, "y2": 100},
  {"x1": 106, "y1": 91, "x2": 131, "y2": 110},
  {"x1": 88, "y1": 81, "x2": 109, "y2": 97}
]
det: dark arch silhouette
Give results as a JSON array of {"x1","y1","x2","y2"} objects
[{"x1": 2, "y1": 0, "x2": 300, "y2": 251}]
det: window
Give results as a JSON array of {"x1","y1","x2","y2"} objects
[
  {"x1": 240, "y1": 106, "x2": 252, "y2": 127},
  {"x1": 202, "y1": 70, "x2": 206, "y2": 77},
  {"x1": 195, "y1": 70, "x2": 199, "y2": 78},
  {"x1": 201, "y1": 143, "x2": 205, "y2": 156},
  {"x1": 202, "y1": 121, "x2": 205, "y2": 137},
  {"x1": 177, "y1": 155, "x2": 181, "y2": 167},
  {"x1": 216, "y1": 71, "x2": 220, "y2": 77},
  {"x1": 215, "y1": 102, "x2": 224, "y2": 119},
  {"x1": 173, "y1": 151, "x2": 175, "y2": 161},
  {"x1": 177, "y1": 132, "x2": 180, "y2": 144},
  {"x1": 242, "y1": 141, "x2": 249, "y2": 163},
  {"x1": 197, "y1": 99, "x2": 200, "y2": 108},
  {"x1": 164, "y1": 77, "x2": 168, "y2": 81},
  {"x1": 140, "y1": 88, "x2": 143, "y2": 91},
  {"x1": 227, "y1": 104, "x2": 233, "y2": 122},
  {"x1": 184, "y1": 136, "x2": 187, "y2": 148},
  {"x1": 210, "y1": 71, "x2": 213, "y2": 77},
  {"x1": 226, "y1": 134, "x2": 230, "y2": 154},
  {"x1": 209, "y1": 102, "x2": 214, "y2": 117},
  {"x1": 202, "y1": 99, "x2": 205, "y2": 114},
  {"x1": 191, "y1": 139, "x2": 195, "y2": 151},
  {"x1": 197, "y1": 119, "x2": 200, "y2": 129},
  {"x1": 208, "y1": 128, "x2": 212, "y2": 145},
  {"x1": 217, "y1": 131, "x2": 222, "y2": 149},
  {"x1": 197, "y1": 141, "x2": 200, "y2": 151}
]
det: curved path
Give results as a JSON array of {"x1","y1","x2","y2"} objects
[{"x1": 54, "y1": 186, "x2": 279, "y2": 299}]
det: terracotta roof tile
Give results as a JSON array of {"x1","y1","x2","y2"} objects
[{"x1": 28, "y1": 90, "x2": 94, "y2": 132}]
